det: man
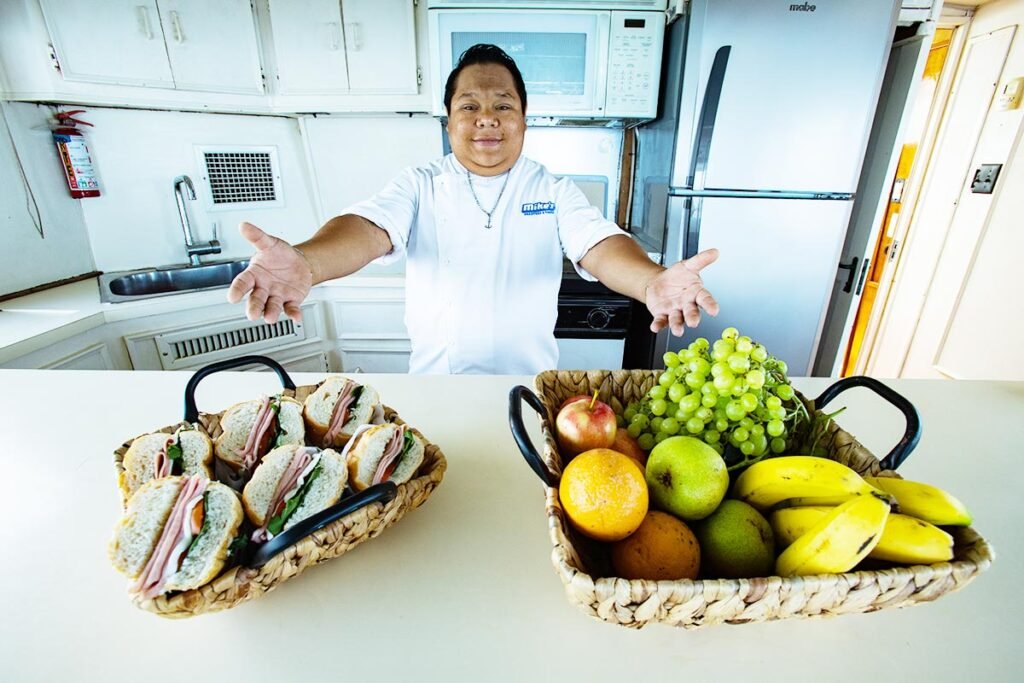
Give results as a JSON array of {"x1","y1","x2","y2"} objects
[{"x1": 228, "y1": 44, "x2": 719, "y2": 374}]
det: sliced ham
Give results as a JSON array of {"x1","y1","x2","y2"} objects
[
  {"x1": 153, "y1": 435, "x2": 175, "y2": 479},
  {"x1": 324, "y1": 380, "x2": 356, "y2": 443},
  {"x1": 235, "y1": 396, "x2": 276, "y2": 471},
  {"x1": 132, "y1": 475, "x2": 207, "y2": 599},
  {"x1": 251, "y1": 448, "x2": 321, "y2": 543},
  {"x1": 372, "y1": 425, "x2": 407, "y2": 486}
]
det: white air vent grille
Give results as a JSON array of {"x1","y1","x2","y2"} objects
[
  {"x1": 196, "y1": 146, "x2": 283, "y2": 210},
  {"x1": 153, "y1": 315, "x2": 307, "y2": 370}
]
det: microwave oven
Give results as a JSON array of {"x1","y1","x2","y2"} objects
[{"x1": 427, "y1": 1, "x2": 667, "y2": 119}]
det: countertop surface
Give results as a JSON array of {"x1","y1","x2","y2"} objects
[
  {"x1": 1, "y1": 371, "x2": 1020, "y2": 682},
  {"x1": 0, "y1": 274, "x2": 404, "y2": 355}
]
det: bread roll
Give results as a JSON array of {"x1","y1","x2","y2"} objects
[
  {"x1": 346, "y1": 423, "x2": 424, "y2": 492},
  {"x1": 242, "y1": 444, "x2": 348, "y2": 532},
  {"x1": 119, "y1": 429, "x2": 213, "y2": 503},
  {"x1": 303, "y1": 377, "x2": 381, "y2": 448},
  {"x1": 109, "y1": 476, "x2": 243, "y2": 596},
  {"x1": 215, "y1": 395, "x2": 304, "y2": 473}
]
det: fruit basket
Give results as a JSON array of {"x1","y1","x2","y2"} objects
[
  {"x1": 509, "y1": 370, "x2": 994, "y2": 629},
  {"x1": 112, "y1": 355, "x2": 446, "y2": 618}
]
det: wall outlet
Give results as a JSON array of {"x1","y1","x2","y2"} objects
[{"x1": 970, "y1": 164, "x2": 1002, "y2": 194}]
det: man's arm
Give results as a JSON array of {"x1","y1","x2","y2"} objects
[
  {"x1": 296, "y1": 214, "x2": 394, "y2": 284},
  {"x1": 227, "y1": 216, "x2": 392, "y2": 323},
  {"x1": 579, "y1": 234, "x2": 720, "y2": 337}
]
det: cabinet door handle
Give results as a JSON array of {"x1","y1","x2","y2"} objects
[
  {"x1": 135, "y1": 5, "x2": 154, "y2": 40},
  {"x1": 170, "y1": 10, "x2": 185, "y2": 44},
  {"x1": 346, "y1": 22, "x2": 362, "y2": 51},
  {"x1": 327, "y1": 22, "x2": 341, "y2": 51}
]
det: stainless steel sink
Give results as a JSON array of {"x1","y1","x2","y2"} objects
[{"x1": 99, "y1": 259, "x2": 249, "y2": 303}]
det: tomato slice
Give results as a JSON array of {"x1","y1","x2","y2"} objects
[{"x1": 190, "y1": 500, "x2": 204, "y2": 536}]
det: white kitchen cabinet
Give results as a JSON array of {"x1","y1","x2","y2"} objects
[
  {"x1": 37, "y1": 0, "x2": 264, "y2": 94},
  {"x1": 268, "y1": 0, "x2": 417, "y2": 96},
  {"x1": 36, "y1": 0, "x2": 175, "y2": 88},
  {"x1": 343, "y1": 0, "x2": 418, "y2": 94},
  {"x1": 122, "y1": 301, "x2": 327, "y2": 371},
  {"x1": 267, "y1": 0, "x2": 349, "y2": 94},
  {"x1": 0, "y1": 324, "x2": 125, "y2": 370}
]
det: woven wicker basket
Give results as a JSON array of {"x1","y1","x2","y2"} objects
[
  {"x1": 509, "y1": 369, "x2": 994, "y2": 629},
  {"x1": 112, "y1": 357, "x2": 446, "y2": 618}
]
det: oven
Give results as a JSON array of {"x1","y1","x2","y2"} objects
[{"x1": 556, "y1": 260, "x2": 632, "y2": 370}]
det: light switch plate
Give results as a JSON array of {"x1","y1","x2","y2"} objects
[{"x1": 971, "y1": 164, "x2": 1002, "y2": 194}]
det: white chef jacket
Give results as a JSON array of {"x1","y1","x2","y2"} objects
[{"x1": 341, "y1": 154, "x2": 628, "y2": 374}]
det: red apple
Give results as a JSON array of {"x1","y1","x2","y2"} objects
[
  {"x1": 556, "y1": 392, "x2": 617, "y2": 457},
  {"x1": 558, "y1": 394, "x2": 591, "y2": 411}
]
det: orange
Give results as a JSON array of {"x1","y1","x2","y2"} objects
[
  {"x1": 611, "y1": 430, "x2": 648, "y2": 468},
  {"x1": 610, "y1": 511, "x2": 701, "y2": 580},
  {"x1": 559, "y1": 448, "x2": 648, "y2": 542}
]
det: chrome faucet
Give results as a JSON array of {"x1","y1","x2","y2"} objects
[{"x1": 173, "y1": 174, "x2": 220, "y2": 266}]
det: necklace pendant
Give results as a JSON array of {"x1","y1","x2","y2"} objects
[{"x1": 485, "y1": 219, "x2": 492, "y2": 229}]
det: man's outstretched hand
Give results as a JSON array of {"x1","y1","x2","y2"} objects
[
  {"x1": 226, "y1": 222, "x2": 314, "y2": 324},
  {"x1": 645, "y1": 248, "x2": 720, "y2": 336}
]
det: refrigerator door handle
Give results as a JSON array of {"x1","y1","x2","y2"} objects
[
  {"x1": 684, "y1": 196, "x2": 702, "y2": 261},
  {"x1": 689, "y1": 45, "x2": 731, "y2": 191},
  {"x1": 837, "y1": 256, "x2": 860, "y2": 294}
]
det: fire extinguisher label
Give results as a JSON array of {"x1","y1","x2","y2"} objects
[{"x1": 54, "y1": 134, "x2": 99, "y2": 190}]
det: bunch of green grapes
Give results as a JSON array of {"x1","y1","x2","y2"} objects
[{"x1": 622, "y1": 327, "x2": 808, "y2": 469}]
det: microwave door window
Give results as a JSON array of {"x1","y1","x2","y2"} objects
[{"x1": 453, "y1": 31, "x2": 586, "y2": 97}]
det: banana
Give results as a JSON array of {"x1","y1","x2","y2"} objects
[
  {"x1": 770, "y1": 506, "x2": 954, "y2": 565},
  {"x1": 865, "y1": 476, "x2": 972, "y2": 526},
  {"x1": 732, "y1": 456, "x2": 879, "y2": 511},
  {"x1": 775, "y1": 493, "x2": 890, "y2": 577}
]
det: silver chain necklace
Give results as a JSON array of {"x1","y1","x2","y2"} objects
[{"x1": 466, "y1": 169, "x2": 511, "y2": 229}]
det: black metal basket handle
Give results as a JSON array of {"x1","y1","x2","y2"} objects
[
  {"x1": 183, "y1": 354, "x2": 296, "y2": 423},
  {"x1": 812, "y1": 375, "x2": 921, "y2": 471},
  {"x1": 242, "y1": 482, "x2": 398, "y2": 569},
  {"x1": 508, "y1": 385, "x2": 559, "y2": 487}
]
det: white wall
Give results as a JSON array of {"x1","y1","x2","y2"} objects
[
  {"x1": 303, "y1": 114, "x2": 443, "y2": 274},
  {"x1": 0, "y1": 101, "x2": 94, "y2": 296},
  {"x1": 76, "y1": 107, "x2": 320, "y2": 272}
]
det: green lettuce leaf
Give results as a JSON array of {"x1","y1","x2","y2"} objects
[{"x1": 266, "y1": 460, "x2": 324, "y2": 536}]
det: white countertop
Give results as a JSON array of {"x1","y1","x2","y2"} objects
[
  {"x1": 0, "y1": 274, "x2": 405, "y2": 359},
  {"x1": 0, "y1": 371, "x2": 1020, "y2": 682}
]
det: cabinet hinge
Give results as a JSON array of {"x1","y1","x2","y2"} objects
[
  {"x1": 416, "y1": 65, "x2": 423, "y2": 86},
  {"x1": 47, "y1": 43, "x2": 61, "y2": 73}
]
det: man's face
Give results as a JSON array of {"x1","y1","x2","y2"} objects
[{"x1": 446, "y1": 63, "x2": 526, "y2": 177}]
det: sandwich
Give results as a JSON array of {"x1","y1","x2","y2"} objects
[
  {"x1": 119, "y1": 428, "x2": 214, "y2": 502},
  {"x1": 303, "y1": 376, "x2": 383, "y2": 448},
  {"x1": 109, "y1": 474, "x2": 243, "y2": 600},
  {"x1": 343, "y1": 422, "x2": 425, "y2": 492},
  {"x1": 242, "y1": 444, "x2": 348, "y2": 543},
  {"x1": 214, "y1": 395, "x2": 304, "y2": 476}
]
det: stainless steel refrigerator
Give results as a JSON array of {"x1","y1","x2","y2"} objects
[{"x1": 634, "y1": 0, "x2": 900, "y2": 374}]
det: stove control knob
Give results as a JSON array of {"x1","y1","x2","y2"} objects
[{"x1": 587, "y1": 308, "x2": 611, "y2": 330}]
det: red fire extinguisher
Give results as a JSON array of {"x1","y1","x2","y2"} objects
[{"x1": 52, "y1": 109, "x2": 101, "y2": 198}]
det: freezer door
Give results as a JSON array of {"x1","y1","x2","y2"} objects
[
  {"x1": 672, "y1": 0, "x2": 899, "y2": 192},
  {"x1": 660, "y1": 196, "x2": 852, "y2": 375}
]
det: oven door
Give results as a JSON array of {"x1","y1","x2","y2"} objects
[{"x1": 555, "y1": 294, "x2": 631, "y2": 370}]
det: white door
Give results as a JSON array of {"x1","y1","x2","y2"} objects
[
  {"x1": 268, "y1": 0, "x2": 350, "y2": 94},
  {"x1": 157, "y1": 0, "x2": 265, "y2": 93},
  {"x1": 813, "y1": 36, "x2": 929, "y2": 377},
  {"x1": 344, "y1": 0, "x2": 418, "y2": 94},
  {"x1": 869, "y1": 26, "x2": 1017, "y2": 378},
  {"x1": 38, "y1": 0, "x2": 175, "y2": 88}
]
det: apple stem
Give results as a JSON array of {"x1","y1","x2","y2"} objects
[{"x1": 589, "y1": 390, "x2": 599, "y2": 411}]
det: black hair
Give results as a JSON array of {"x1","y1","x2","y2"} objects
[{"x1": 443, "y1": 43, "x2": 528, "y2": 115}]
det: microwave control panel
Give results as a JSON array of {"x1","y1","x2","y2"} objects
[{"x1": 605, "y1": 11, "x2": 665, "y2": 118}]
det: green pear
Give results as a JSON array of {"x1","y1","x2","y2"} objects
[
  {"x1": 645, "y1": 436, "x2": 729, "y2": 521},
  {"x1": 696, "y1": 499, "x2": 775, "y2": 578}
]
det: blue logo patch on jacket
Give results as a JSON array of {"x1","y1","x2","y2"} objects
[{"x1": 521, "y1": 201, "x2": 556, "y2": 215}]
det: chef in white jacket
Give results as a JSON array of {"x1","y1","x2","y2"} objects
[{"x1": 228, "y1": 44, "x2": 719, "y2": 375}]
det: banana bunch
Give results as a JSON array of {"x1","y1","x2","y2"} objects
[
  {"x1": 775, "y1": 494, "x2": 890, "y2": 576},
  {"x1": 732, "y1": 456, "x2": 972, "y2": 575},
  {"x1": 770, "y1": 506, "x2": 954, "y2": 565}
]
